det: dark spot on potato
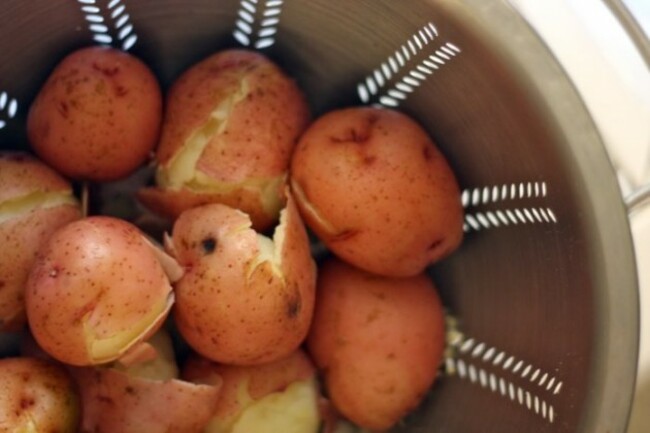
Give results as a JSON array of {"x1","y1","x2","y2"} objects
[
  {"x1": 330, "y1": 128, "x2": 370, "y2": 144},
  {"x1": 92, "y1": 62, "x2": 119, "y2": 76},
  {"x1": 125, "y1": 386, "x2": 136, "y2": 395},
  {"x1": 366, "y1": 309, "x2": 380, "y2": 323},
  {"x1": 363, "y1": 155, "x2": 377, "y2": 165},
  {"x1": 19, "y1": 397, "x2": 35, "y2": 410},
  {"x1": 201, "y1": 237, "x2": 217, "y2": 254},
  {"x1": 0, "y1": 280, "x2": 4, "y2": 289},
  {"x1": 428, "y1": 238, "x2": 443, "y2": 251},
  {"x1": 57, "y1": 101, "x2": 69, "y2": 118},
  {"x1": 97, "y1": 395, "x2": 115, "y2": 405},
  {"x1": 287, "y1": 296, "x2": 301, "y2": 319},
  {"x1": 422, "y1": 145, "x2": 432, "y2": 161},
  {"x1": 330, "y1": 229, "x2": 359, "y2": 242},
  {"x1": 115, "y1": 86, "x2": 128, "y2": 97}
]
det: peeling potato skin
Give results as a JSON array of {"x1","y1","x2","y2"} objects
[
  {"x1": 146, "y1": 49, "x2": 309, "y2": 230},
  {"x1": 156, "y1": 49, "x2": 309, "y2": 181},
  {"x1": 171, "y1": 194, "x2": 316, "y2": 365},
  {"x1": 0, "y1": 153, "x2": 80, "y2": 331},
  {"x1": 0, "y1": 152, "x2": 72, "y2": 202},
  {"x1": 25, "y1": 216, "x2": 173, "y2": 366},
  {"x1": 0, "y1": 357, "x2": 80, "y2": 433},
  {"x1": 290, "y1": 107, "x2": 463, "y2": 277},
  {"x1": 183, "y1": 349, "x2": 316, "y2": 429},
  {"x1": 27, "y1": 46, "x2": 163, "y2": 181},
  {"x1": 137, "y1": 182, "x2": 280, "y2": 231},
  {"x1": 72, "y1": 366, "x2": 221, "y2": 433},
  {"x1": 307, "y1": 259, "x2": 445, "y2": 431}
]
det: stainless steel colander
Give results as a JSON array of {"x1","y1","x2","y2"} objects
[{"x1": 0, "y1": 1, "x2": 641, "y2": 432}]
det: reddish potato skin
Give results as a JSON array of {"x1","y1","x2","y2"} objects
[
  {"x1": 171, "y1": 195, "x2": 316, "y2": 365},
  {"x1": 307, "y1": 259, "x2": 445, "y2": 431},
  {"x1": 183, "y1": 349, "x2": 316, "y2": 427},
  {"x1": 0, "y1": 152, "x2": 72, "y2": 202},
  {"x1": 137, "y1": 184, "x2": 277, "y2": 230},
  {"x1": 27, "y1": 46, "x2": 162, "y2": 181},
  {"x1": 290, "y1": 107, "x2": 463, "y2": 277},
  {"x1": 156, "y1": 49, "x2": 309, "y2": 181},
  {"x1": 73, "y1": 367, "x2": 221, "y2": 433},
  {"x1": 0, "y1": 152, "x2": 80, "y2": 331},
  {"x1": 25, "y1": 216, "x2": 173, "y2": 366},
  {"x1": 0, "y1": 357, "x2": 80, "y2": 432},
  {"x1": 144, "y1": 49, "x2": 310, "y2": 231}
]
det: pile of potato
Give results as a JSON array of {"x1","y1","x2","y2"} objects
[{"x1": 0, "y1": 46, "x2": 463, "y2": 433}]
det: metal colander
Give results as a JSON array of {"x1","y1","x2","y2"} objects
[{"x1": 0, "y1": 1, "x2": 640, "y2": 432}]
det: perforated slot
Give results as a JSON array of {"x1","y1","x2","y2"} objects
[
  {"x1": 443, "y1": 329, "x2": 562, "y2": 424},
  {"x1": 355, "y1": 22, "x2": 460, "y2": 107},
  {"x1": 233, "y1": 0, "x2": 285, "y2": 49},
  {"x1": 461, "y1": 181, "x2": 557, "y2": 232},
  {"x1": 0, "y1": 91, "x2": 18, "y2": 130},
  {"x1": 76, "y1": 0, "x2": 137, "y2": 51},
  {"x1": 445, "y1": 357, "x2": 556, "y2": 423}
]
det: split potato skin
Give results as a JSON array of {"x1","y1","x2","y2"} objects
[
  {"x1": 290, "y1": 107, "x2": 463, "y2": 277},
  {"x1": 170, "y1": 193, "x2": 316, "y2": 365},
  {"x1": 307, "y1": 259, "x2": 445, "y2": 431},
  {"x1": 27, "y1": 46, "x2": 162, "y2": 181},
  {"x1": 142, "y1": 49, "x2": 310, "y2": 230},
  {"x1": 0, "y1": 152, "x2": 80, "y2": 331},
  {"x1": 0, "y1": 357, "x2": 80, "y2": 433},
  {"x1": 25, "y1": 216, "x2": 174, "y2": 366},
  {"x1": 183, "y1": 349, "x2": 319, "y2": 433},
  {"x1": 73, "y1": 366, "x2": 222, "y2": 433}
]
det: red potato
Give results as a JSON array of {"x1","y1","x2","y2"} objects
[
  {"x1": 0, "y1": 357, "x2": 79, "y2": 432},
  {"x1": 0, "y1": 152, "x2": 80, "y2": 331},
  {"x1": 290, "y1": 107, "x2": 463, "y2": 277},
  {"x1": 169, "y1": 191, "x2": 316, "y2": 365},
  {"x1": 183, "y1": 349, "x2": 320, "y2": 433},
  {"x1": 25, "y1": 216, "x2": 176, "y2": 366},
  {"x1": 307, "y1": 259, "x2": 446, "y2": 431},
  {"x1": 74, "y1": 368, "x2": 221, "y2": 433},
  {"x1": 138, "y1": 49, "x2": 310, "y2": 231},
  {"x1": 27, "y1": 46, "x2": 162, "y2": 181},
  {"x1": 72, "y1": 328, "x2": 221, "y2": 433}
]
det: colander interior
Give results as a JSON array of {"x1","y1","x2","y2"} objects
[{"x1": 0, "y1": 0, "x2": 638, "y2": 432}]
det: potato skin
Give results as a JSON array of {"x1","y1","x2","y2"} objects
[
  {"x1": 183, "y1": 349, "x2": 317, "y2": 432},
  {"x1": 290, "y1": 107, "x2": 463, "y2": 277},
  {"x1": 145, "y1": 49, "x2": 310, "y2": 231},
  {"x1": 0, "y1": 152, "x2": 80, "y2": 331},
  {"x1": 171, "y1": 193, "x2": 316, "y2": 365},
  {"x1": 25, "y1": 216, "x2": 173, "y2": 366},
  {"x1": 0, "y1": 357, "x2": 80, "y2": 432},
  {"x1": 73, "y1": 367, "x2": 221, "y2": 433},
  {"x1": 27, "y1": 46, "x2": 162, "y2": 181},
  {"x1": 307, "y1": 259, "x2": 445, "y2": 431}
]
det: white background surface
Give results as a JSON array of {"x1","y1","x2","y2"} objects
[{"x1": 508, "y1": 1, "x2": 649, "y2": 431}]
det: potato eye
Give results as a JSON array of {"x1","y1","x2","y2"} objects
[{"x1": 201, "y1": 237, "x2": 217, "y2": 254}]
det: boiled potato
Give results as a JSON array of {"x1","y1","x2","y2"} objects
[
  {"x1": 27, "y1": 46, "x2": 162, "y2": 181},
  {"x1": 307, "y1": 259, "x2": 445, "y2": 431},
  {"x1": 290, "y1": 107, "x2": 463, "y2": 277},
  {"x1": 71, "y1": 328, "x2": 221, "y2": 433},
  {"x1": 0, "y1": 152, "x2": 80, "y2": 331},
  {"x1": 168, "y1": 191, "x2": 316, "y2": 365},
  {"x1": 0, "y1": 357, "x2": 79, "y2": 432},
  {"x1": 183, "y1": 349, "x2": 320, "y2": 433},
  {"x1": 25, "y1": 216, "x2": 175, "y2": 366},
  {"x1": 138, "y1": 49, "x2": 310, "y2": 231}
]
